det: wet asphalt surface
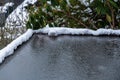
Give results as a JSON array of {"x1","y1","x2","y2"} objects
[{"x1": 0, "y1": 34, "x2": 120, "y2": 80}]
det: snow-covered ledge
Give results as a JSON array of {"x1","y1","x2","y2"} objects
[
  {"x1": 1, "y1": 27, "x2": 120, "y2": 63},
  {"x1": 0, "y1": 29, "x2": 33, "y2": 63},
  {"x1": 35, "y1": 27, "x2": 120, "y2": 36}
]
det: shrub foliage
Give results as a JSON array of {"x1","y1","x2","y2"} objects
[{"x1": 26, "y1": 0, "x2": 120, "y2": 30}]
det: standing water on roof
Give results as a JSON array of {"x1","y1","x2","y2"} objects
[{"x1": 0, "y1": 34, "x2": 120, "y2": 80}]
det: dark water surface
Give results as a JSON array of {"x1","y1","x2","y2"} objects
[{"x1": 0, "y1": 34, "x2": 120, "y2": 80}]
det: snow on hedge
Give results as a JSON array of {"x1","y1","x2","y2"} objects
[
  {"x1": 1, "y1": 27, "x2": 120, "y2": 63},
  {"x1": 6, "y1": 0, "x2": 37, "y2": 27},
  {"x1": 0, "y1": 29, "x2": 33, "y2": 63},
  {"x1": 0, "y1": 2, "x2": 14, "y2": 13}
]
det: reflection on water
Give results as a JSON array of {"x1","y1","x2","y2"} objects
[{"x1": 0, "y1": 35, "x2": 120, "y2": 80}]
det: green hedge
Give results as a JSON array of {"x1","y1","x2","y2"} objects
[{"x1": 26, "y1": 0, "x2": 120, "y2": 30}]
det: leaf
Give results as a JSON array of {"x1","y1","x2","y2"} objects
[
  {"x1": 60, "y1": 0, "x2": 67, "y2": 11},
  {"x1": 42, "y1": 0, "x2": 47, "y2": 2},
  {"x1": 109, "y1": 0, "x2": 118, "y2": 8},
  {"x1": 106, "y1": 14, "x2": 112, "y2": 22},
  {"x1": 51, "y1": 0, "x2": 59, "y2": 6},
  {"x1": 46, "y1": 5, "x2": 52, "y2": 12}
]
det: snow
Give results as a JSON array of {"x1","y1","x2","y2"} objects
[
  {"x1": 1, "y1": 27, "x2": 120, "y2": 63},
  {"x1": 6, "y1": 0, "x2": 37, "y2": 28},
  {"x1": 0, "y1": 29, "x2": 33, "y2": 63},
  {"x1": 0, "y1": 2, "x2": 14, "y2": 13},
  {"x1": 35, "y1": 27, "x2": 120, "y2": 36}
]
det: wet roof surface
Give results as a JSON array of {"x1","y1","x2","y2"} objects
[{"x1": 0, "y1": 34, "x2": 120, "y2": 80}]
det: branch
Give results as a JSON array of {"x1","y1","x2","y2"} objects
[
  {"x1": 53, "y1": 9, "x2": 88, "y2": 28},
  {"x1": 106, "y1": 0, "x2": 115, "y2": 29},
  {"x1": 67, "y1": 14, "x2": 88, "y2": 28}
]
